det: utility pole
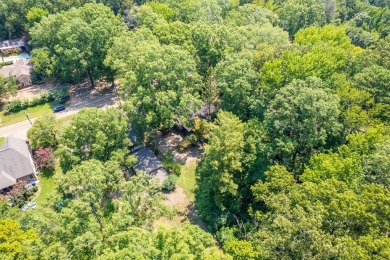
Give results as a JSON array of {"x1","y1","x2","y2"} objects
[{"x1": 25, "y1": 110, "x2": 32, "y2": 125}]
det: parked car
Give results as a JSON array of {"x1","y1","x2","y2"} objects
[
  {"x1": 59, "y1": 95, "x2": 71, "y2": 104},
  {"x1": 28, "y1": 180, "x2": 39, "y2": 186},
  {"x1": 21, "y1": 204, "x2": 29, "y2": 212},
  {"x1": 53, "y1": 104, "x2": 65, "y2": 112}
]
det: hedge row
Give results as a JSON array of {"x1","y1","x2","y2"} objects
[{"x1": 4, "y1": 89, "x2": 68, "y2": 113}]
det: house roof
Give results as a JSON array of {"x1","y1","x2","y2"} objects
[
  {"x1": 0, "y1": 58, "x2": 31, "y2": 79},
  {"x1": 132, "y1": 147, "x2": 163, "y2": 175},
  {"x1": 0, "y1": 137, "x2": 35, "y2": 190},
  {"x1": 128, "y1": 127, "x2": 141, "y2": 146},
  {"x1": 0, "y1": 38, "x2": 25, "y2": 50}
]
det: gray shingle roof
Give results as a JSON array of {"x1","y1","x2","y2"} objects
[
  {"x1": 132, "y1": 147, "x2": 163, "y2": 174},
  {"x1": 0, "y1": 137, "x2": 36, "y2": 190},
  {"x1": 0, "y1": 58, "x2": 31, "y2": 79}
]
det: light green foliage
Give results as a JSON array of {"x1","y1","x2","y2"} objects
[
  {"x1": 225, "y1": 4, "x2": 278, "y2": 26},
  {"x1": 0, "y1": 219, "x2": 37, "y2": 259},
  {"x1": 195, "y1": 111, "x2": 245, "y2": 228},
  {"x1": 27, "y1": 113, "x2": 59, "y2": 150},
  {"x1": 0, "y1": 75, "x2": 17, "y2": 103},
  {"x1": 223, "y1": 239, "x2": 260, "y2": 260},
  {"x1": 56, "y1": 108, "x2": 132, "y2": 172},
  {"x1": 264, "y1": 77, "x2": 342, "y2": 172},
  {"x1": 162, "y1": 174, "x2": 178, "y2": 191},
  {"x1": 26, "y1": 7, "x2": 49, "y2": 28},
  {"x1": 261, "y1": 25, "x2": 362, "y2": 93},
  {"x1": 302, "y1": 126, "x2": 390, "y2": 188},
  {"x1": 30, "y1": 3, "x2": 124, "y2": 86}
]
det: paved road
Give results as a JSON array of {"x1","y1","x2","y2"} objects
[{"x1": 0, "y1": 93, "x2": 117, "y2": 139}]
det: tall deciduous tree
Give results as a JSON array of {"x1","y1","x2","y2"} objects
[
  {"x1": 195, "y1": 111, "x2": 245, "y2": 229},
  {"x1": 106, "y1": 31, "x2": 202, "y2": 133},
  {"x1": 264, "y1": 77, "x2": 342, "y2": 173},
  {"x1": 27, "y1": 113, "x2": 59, "y2": 150},
  {"x1": 56, "y1": 108, "x2": 132, "y2": 172},
  {"x1": 277, "y1": 0, "x2": 326, "y2": 38},
  {"x1": 30, "y1": 3, "x2": 124, "y2": 86}
]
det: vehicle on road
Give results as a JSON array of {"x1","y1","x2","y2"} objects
[{"x1": 53, "y1": 104, "x2": 65, "y2": 112}]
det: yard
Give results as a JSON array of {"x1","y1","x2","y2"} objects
[
  {"x1": 155, "y1": 159, "x2": 207, "y2": 231},
  {"x1": 0, "y1": 103, "x2": 52, "y2": 127},
  {"x1": 177, "y1": 159, "x2": 197, "y2": 201}
]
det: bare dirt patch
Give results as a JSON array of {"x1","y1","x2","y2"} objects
[
  {"x1": 9, "y1": 83, "x2": 55, "y2": 101},
  {"x1": 157, "y1": 186, "x2": 207, "y2": 231},
  {"x1": 156, "y1": 129, "x2": 204, "y2": 164}
]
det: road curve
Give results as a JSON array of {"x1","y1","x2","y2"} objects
[{"x1": 0, "y1": 93, "x2": 117, "y2": 139}]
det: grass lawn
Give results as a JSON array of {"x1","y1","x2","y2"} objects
[
  {"x1": 0, "y1": 137, "x2": 5, "y2": 146},
  {"x1": 0, "y1": 104, "x2": 52, "y2": 127},
  {"x1": 57, "y1": 113, "x2": 77, "y2": 127},
  {"x1": 35, "y1": 164, "x2": 62, "y2": 205},
  {"x1": 177, "y1": 159, "x2": 197, "y2": 202}
]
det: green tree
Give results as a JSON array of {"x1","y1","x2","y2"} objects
[
  {"x1": 56, "y1": 108, "x2": 132, "y2": 172},
  {"x1": 264, "y1": 77, "x2": 342, "y2": 173},
  {"x1": 26, "y1": 7, "x2": 49, "y2": 28},
  {"x1": 0, "y1": 219, "x2": 37, "y2": 259},
  {"x1": 353, "y1": 65, "x2": 390, "y2": 105},
  {"x1": 225, "y1": 4, "x2": 278, "y2": 26},
  {"x1": 277, "y1": 0, "x2": 327, "y2": 38},
  {"x1": 195, "y1": 111, "x2": 245, "y2": 229},
  {"x1": 106, "y1": 33, "x2": 202, "y2": 133},
  {"x1": 30, "y1": 3, "x2": 124, "y2": 87},
  {"x1": 0, "y1": 75, "x2": 17, "y2": 104},
  {"x1": 27, "y1": 113, "x2": 59, "y2": 151},
  {"x1": 215, "y1": 50, "x2": 260, "y2": 119}
]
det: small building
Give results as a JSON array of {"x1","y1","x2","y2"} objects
[
  {"x1": 0, "y1": 137, "x2": 37, "y2": 191},
  {"x1": 128, "y1": 127, "x2": 144, "y2": 152},
  {"x1": 181, "y1": 102, "x2": 217, "y2": 132},
  {"x1": 0, "y1": 38, "x2": 26, "y2": 55},
  {"x1": 131, "y1": 147, "x2": 168, "y2": 184},
  {"x1": 0, "y1": 58, "x2": 32, "y2": 87}
]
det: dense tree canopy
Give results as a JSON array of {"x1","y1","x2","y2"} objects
[
  {"x1": 30, "y1": 3, "x2": 124, "y2": 86},
  {"x1": 56, "y1": 107, "x2": 133, "y2": 172},
  {"x1": 2, "y1": 0, "x2": 390, "y2": 258}
]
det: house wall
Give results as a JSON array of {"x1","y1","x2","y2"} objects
[{"x1": 18, "y1": 174, "x2": 37, "y2": 183}]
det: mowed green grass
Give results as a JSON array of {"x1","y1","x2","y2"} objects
[
  {"x1": 177, "y1": 159, "x2": 197, "y2": 202},
  {"x1": 0, "y1": 104, "x2": 52, "y2": 127},
  {"x1": 36, "y1": 164, "x2": 63, "y2": 205},
  {"x1": 0, "y1": 137, "x2": 5, "y2": 146},
  {"x1": 57, "y1": 113, "x2": 77, "y2": 127}
]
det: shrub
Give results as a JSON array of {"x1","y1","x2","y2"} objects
[
  {"x1": 177, "y1": 134, "x2": 198, "y2": 151},
  {"x1": 4, "y1": 99, "x2": 23, "y2": 113},
  {"x1": 34, "y1": 147, "x2": 56, "y2": 171},
  {"x1": 3, "y1": 90, "x2": 62, "y2": 113},
  {"x1": 0, "y1": 61, "x2": 13, "y2": 68},
  {"x1": 162, "y1": 151, "x2": 181, "y2": 175},
  {"x1": 162, "y1": 174, "x2": 178, "y2": 191},
  {"x1": 6, "y1": 180, "x2": 29, "y2": 208}
]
